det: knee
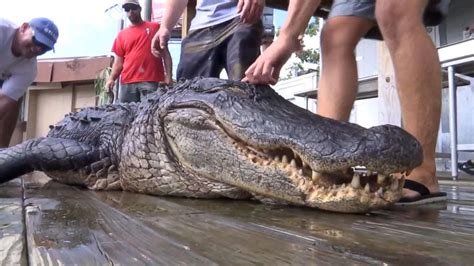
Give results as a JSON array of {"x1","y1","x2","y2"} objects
[
  {"x1": 375, "y1": 1, "x2": 426, "y2": 40},
  {"x1": 320, "y1": 22, "x2": 358, "y2": 59}
]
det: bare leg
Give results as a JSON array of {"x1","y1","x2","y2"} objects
[
  {"x1": 317, "y1": 16, "x2": 375, "y2": 121},
  {"x1": 0, "y1": 96, "x2": 21, "y2": 148},
  {"x1": 376, "y1": 0, "x2": 442, "y2": 196}
]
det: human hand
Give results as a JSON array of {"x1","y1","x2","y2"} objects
[
  {"x1": 105, "y1": 79, "x2": 115, "y2": 92},
  {"x1": 237, "y1": 0, "x2": 265, "y2": 24},
  {"x1": 243, "y1": 35, "x2": 302, "y2": 85},
  {"x1": 151, "y1": 27, "x2": 171, "y2": 58},
  {"x1": 164, "y1": 76, "x2": 173, "y2": 85}
]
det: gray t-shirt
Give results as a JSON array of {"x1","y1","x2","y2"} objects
[
  {"x1": 0, "y1": 18, "x2": 37, "y2": 101},
  {"x1": 189, "y1": 0, "x2": 240, "y2": 31}
]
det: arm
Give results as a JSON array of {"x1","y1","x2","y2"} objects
[
  {"x1": 0, "y1": 93, "x2": 21, "y2": 148},
  {"x1": 151, "y1": 0, "x2": 188, "y2": 57},
  {"x1": 237, "y1": 0, "x2": 265, "y2": 24},
  {"x1": 243, "y1": 0, "x2": 321, "y2": 85},
  {"x1": 161, "y1": 46, "x2": 173, "y2": 85},
  {"x1": 106, "y1": 55, "x2": 124, "y2": 92}
]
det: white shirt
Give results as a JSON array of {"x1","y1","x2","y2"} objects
[{"x1": 0, "y1": 18, "x2": 37, "y2": 101}]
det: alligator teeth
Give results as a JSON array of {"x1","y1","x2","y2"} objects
[
  {"x1": 312, "y1": 171, "x2": 320, "y2": 181},
  {"x1": 290, "y1": 159, "x2": 297, "y2": 168},
  {"x1": 274, "y1": 155, "x2": 280, "y2": 162},
  {"x1": 364, "y1": 183, "x2": 370, "y2": 192},
  {"x1": 282, "y1": 155, "x2": 289, "y2": 164},
  {"x1": 302, "y1": 161, "x2": 308, "y2": 168},
  {"x1": 377, "y1": 174, "x2": 386, "y2": 185},
  {"x1": 351, "y1": 174, "x2": 361, "y2": 188},
  {"x1": 390, "y1": 179, "x2": 399, "y2": 191},
  {"x1": 376, "y1": 187, "x2": 384, "y2": 197},
  {"x1": 298, "y1": 177, "x2": 306, "y2": 187},
  {"x1": 298, "y1": 169, "x2": 303, "y2": 176}
]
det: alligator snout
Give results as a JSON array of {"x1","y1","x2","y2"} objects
[{"x1": 362, "y1": 125, "x2": 423, "y2": 174}]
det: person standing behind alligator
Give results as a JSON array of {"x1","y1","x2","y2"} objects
[
  {"x1": 243, "y1": 0, "x2": 450, "y2": 205},
  {"x1": 106, "y1": 0, "x2": 173, "y2": 103},
  {"x1": 151, "y1": 0, "x2": 265, "y2": 80},
  {"x1": 0, "y1": 17, "x2": 58, "y2": 148}
]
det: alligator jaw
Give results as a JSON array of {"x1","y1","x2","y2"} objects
[
  {"x1": 161, "y1": 79, "x2": 422, "y2": 213},
  {"x1": 230, "y1": 139, "x2": 406, "y2": 212}
]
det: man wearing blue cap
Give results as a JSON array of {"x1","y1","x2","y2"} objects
[{"x1": 0, "y1": 17, "x2": 58, "y2": 147}]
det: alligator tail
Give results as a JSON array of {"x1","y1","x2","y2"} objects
[{"x1": 0, "y1": 137, "x2": 101, "y2": 184}]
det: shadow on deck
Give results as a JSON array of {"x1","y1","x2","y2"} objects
[{"x1": 1, "y1": 172, "x2": 474, "y2": 265}]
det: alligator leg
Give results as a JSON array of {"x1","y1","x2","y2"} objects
[{"x1": 0, "y1": 137, "x2": 101, "y2": 183}]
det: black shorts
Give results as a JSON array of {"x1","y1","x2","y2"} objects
[{"x1": 177, "y1": 17, "x2": 263, "y2": 80}]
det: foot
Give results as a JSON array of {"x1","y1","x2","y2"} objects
[{"x1": 402, "y1": 166, "x2": 440, "y2": 199}]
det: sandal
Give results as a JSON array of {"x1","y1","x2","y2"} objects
[{"x1": 458, "y1": 160, "x2": 474, "y2": 175}]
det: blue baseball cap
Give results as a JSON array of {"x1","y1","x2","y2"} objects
[{"x1": 29, "y1": 17, "x2": 59, "y2": 52}]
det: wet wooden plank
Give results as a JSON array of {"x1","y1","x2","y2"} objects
[
  {"x1": 92, "y1": 192, "x2": 359, "y2": 264},
  {"x1": 23, "y1": 173, "x2": 213, "y2": 265},
  {"x1": 0, "y1": 179, "x2": 26, "y2": 265},
  {"x1": 20, "y1": 172, "x2": 474, "y2": 265},
  {"x1": 99, "y1": 193, "x2": 474, "y2": 265}
]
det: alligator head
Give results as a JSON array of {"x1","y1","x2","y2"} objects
[{"x1": 0, "y1": 78, "x2": 422, "y2": 213}]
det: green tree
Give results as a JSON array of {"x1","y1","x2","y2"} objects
[
  {"x1": 283, "y1": 20, "x2": 320, "y2": 79},
  {"x1": 95, "y1": 67, "x2": 113, "y2": 105}
]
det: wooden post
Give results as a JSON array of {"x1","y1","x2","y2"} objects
[
  {"x1": 182, "y1": 0, "x2": 196, "y2": 38},
  {"x1": 377, "y1": 41, "x2": 401, "y2": 127},
  {"x1": 144, "y1": 0, "x2": 152, "y2": 21}
]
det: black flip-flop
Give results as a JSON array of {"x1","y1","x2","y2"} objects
[
  {"x1": 396, "y1": 179, "x2": 447, "y2": 206},
  {"x1": 458, "y1": 160, "x2": 474, "y2": 175}
]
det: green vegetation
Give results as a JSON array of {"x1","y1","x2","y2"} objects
[
  {"x1": 283, "y1": 20, "x2": 320, "y2": 79},
  {"x1": 95, "y1": 67, "x2": 113, "y2": 105}
]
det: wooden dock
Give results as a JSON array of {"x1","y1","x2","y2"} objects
[{"x1": 1, "y1": 172, "x2": 474, "y2": 265}]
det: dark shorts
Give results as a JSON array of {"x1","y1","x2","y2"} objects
[
  {"x1": 177, "y1": 17, "x2": 263, "y2": 80},
  {"x1": 119, "y1": 82, "x2": 166, "y2": 103}
]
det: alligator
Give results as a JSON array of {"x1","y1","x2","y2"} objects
[{"x1": 0, "y1": 78, "x2": 423, "y2": 213}]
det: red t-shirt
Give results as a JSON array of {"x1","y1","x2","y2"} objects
[{"x1": 112, "y1": 21, "x2": 164, "y2": 84}]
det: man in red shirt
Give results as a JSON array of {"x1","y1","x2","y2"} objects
[{"x1": 106, "y1": 0, "x2": 172, "y2": 103}]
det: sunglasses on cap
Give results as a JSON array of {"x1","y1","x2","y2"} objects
[
  {"x1": 31, "y1": 29, "x2": 52, "y2": 55},
  {"x1": 124, "y1": 5, "x2": 139, "y2": 12}
]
